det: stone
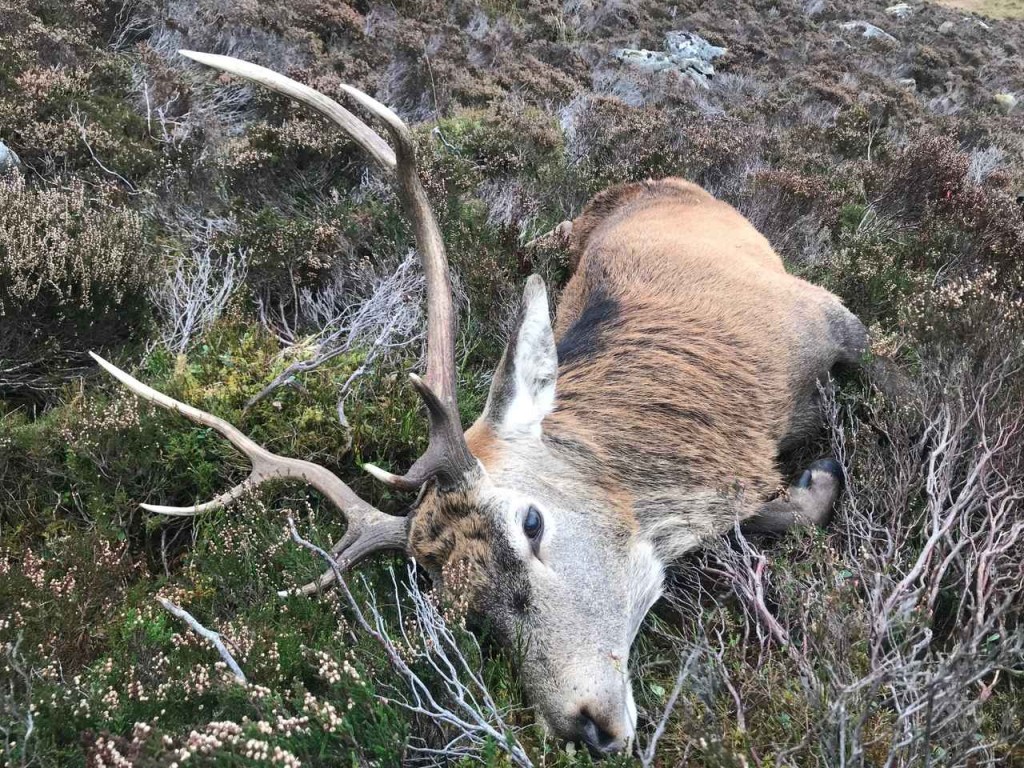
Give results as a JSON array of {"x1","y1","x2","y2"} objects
[
  {"x1": 839, "y1": 20, "x2": 898, "y2": 44},
  {"x1": 0, "y1": 140, "x2": 19, "y2": 172},
  {"x1": 898, "y1": 78, "x2": 917, "y2": 89},
  {"x1": 614, "y1": 30, "x2": 727, "y2": 89},
  {"x1": 938, "y1": 20, "x2": 956, "y2": 34},
  {"x1": 885, "y1": 3, "x2": 913, "y2": 17},
  {"x1": 994, "y1": 93, "x2": 1018, "y2": 113},
  {"x1": 664, "y1": 30, "x2": 727, "y2": 62}
]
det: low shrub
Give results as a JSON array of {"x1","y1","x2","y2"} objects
[
  {"x1": 3, "y1": 0, "x2": 1024, "y2": 764},
  {"x1": 0, "y1": 174, "x2": 152, "y2": 400}
]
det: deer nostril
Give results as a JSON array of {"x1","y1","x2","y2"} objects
[{"x1": 577, "y1": 708, "x2": 625, "y2": 757}]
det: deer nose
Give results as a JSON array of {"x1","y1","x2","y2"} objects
[{"x1": 576, "y1": 707, "x2": 627, "y2": 757}]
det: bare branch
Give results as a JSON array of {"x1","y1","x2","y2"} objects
[
  {"x1": 250, "y1": 250, "x2": 424, "y2": 414},
  {"x1": 639, "y1": 646, "x2": 701, "y2": 767},
  {"x1": 285, "y1": 517, "x2": 534, "y2": 767},
  {"x1": 156, "y1": 598, "x2": 247, "y2": 684},
  {"x1": 69, "y1": 107, "x2": 139, "y2": 193},
  {"x1": 151, "y1": 227, "x2": 248, "y2": 354}
]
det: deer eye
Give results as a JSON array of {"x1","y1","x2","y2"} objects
[{"x1": 523, "y1": 506, "x2": 544, "y2": 540}]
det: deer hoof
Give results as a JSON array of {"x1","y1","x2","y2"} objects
[{"x1": 797, "y1": 458, "x2": 843, "y2": 489}]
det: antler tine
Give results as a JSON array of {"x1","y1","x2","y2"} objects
[
  {"x1": 90, "y1": 352, "x2": 407, "y2": 587},
  {"x1": 363, "y1": 373, "x2": 476, "y2": 491},
  {"x1": 276, "y1": 523, "x2": 382, "y2": 598},
  {"x1": 140, "y1": 477, "x2": 258, "y2": 516},
  {"x1": 178, "y1": 51, "x2": 396, "y2": 172},
  {"x1": 179, "y1": 50, "x2": 476, "y2": 491}
]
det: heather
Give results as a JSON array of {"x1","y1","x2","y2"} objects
[{"x1": 1, "y1": 0, "x2": 1022, "y2": 766}]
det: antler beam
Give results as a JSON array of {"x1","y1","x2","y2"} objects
[
  {"x1": 91, "y1": 352, "x2": 406, "y2": 595},
  {"x1": 90, "y1": 52, "x2": 486, "y2": 594},
  {"x1": 179, "y1": 51, "x2": 476, "y2": 491}
]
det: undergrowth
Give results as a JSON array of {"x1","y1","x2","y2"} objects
[{"x1": 2, "y1": 0, "x2": 1023, "y2": 765}]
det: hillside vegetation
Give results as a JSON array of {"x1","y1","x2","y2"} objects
[
  {"x1": 1, "y1": 0, "x2": 1022, "y2": 766},
  {"x1": 938, "y1": 0, "x2": 1024, "y2": 19}
]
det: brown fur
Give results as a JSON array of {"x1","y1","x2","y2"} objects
[
  {"x1": 406, "y1": 178, "x2": 866, "y2": 746},
  {"x1": 412, "y1": 176, "x2": 865, "y2": 581},
  {"x1": 465, "y1": 421, "x2": 504, "y2": 471},
  {"x1": 407, "y1": 484, "x2": 492, "y2": 594},
  {"x1": 541, "y1": 178, "x2": 864, "y2": 539}
]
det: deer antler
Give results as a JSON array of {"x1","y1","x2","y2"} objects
[
  {"x1": 177, "y1": 51, "x2": 476, "y2": 492},
  {"x1": 91, "y1": 53, "x2": 480, "y2": 594},
  {"x1": 90, "y1": 352, "x2": 407, "y2": 594}
]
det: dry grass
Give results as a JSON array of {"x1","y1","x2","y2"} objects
[{"x1": 934, "y1": 0, "x2": 1024, "y2": 19}]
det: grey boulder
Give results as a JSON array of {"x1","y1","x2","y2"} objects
[
  {"x1": 614, "y1": 30, "x2": 727, "y2": 89},
  {"x1": 0, "y1": 140, "x2": 20, "y2": 172}
]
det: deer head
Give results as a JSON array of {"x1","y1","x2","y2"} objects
[{"x1": 94, "y1": 52, "x2": 659, "y2": 756}]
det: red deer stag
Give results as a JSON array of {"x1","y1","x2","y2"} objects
[{"x1": 92, "y1": 51, "x2": 867, "y2": 757}]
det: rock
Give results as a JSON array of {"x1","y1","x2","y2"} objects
[
  {"x1": 614, "y1": 30, "x2": 727, "y2": 89},
  {"x1": 614, "y1": 49, "x2": 681, "y2": 74},
  {"x1": 938, "y1": 20, "x2": 956, "y2": 34},
  {"x1": 664, "y1": 30, "x2": 727, "y2": 62},
  {"x1": 898, "y1": 77, "x2": 917, "y2": 90},
  {"x1": 0, "y1": 140, "x2": 20, "y2": 172},
  {"x1": 994, "y1": 93, "x2": 1018, "y2": 113},
  {"x1": 885, "y1": 3, "x2": 913, "y2": 17},
  {"x1": 839, "y1": 20, "x2": 898, "y2": 44}
]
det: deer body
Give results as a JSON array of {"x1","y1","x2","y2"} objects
[
  {"x1": 549, "y1": 178, "x2": 867, "y2": 549},
  {"x1": 96, "y1": 54, "x2": 867, "y2": 759},
  {"x1": 405, "y1": 178, "x2": 867, "y2": 751}
]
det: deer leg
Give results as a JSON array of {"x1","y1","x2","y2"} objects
[
  {"x1": 827, "y1": 301, "x2": 869, "y2": 368},
  {"x1": 742, "y1": 459, "x2": 843, "y2": 534}
]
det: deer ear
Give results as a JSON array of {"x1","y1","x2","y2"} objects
[{"x1": 483, "y1": 275, "x2": 557, "y2": 438}]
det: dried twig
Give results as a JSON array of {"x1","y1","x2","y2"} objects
[
  {"x1": 251, "y1": 251, "x2": 426, "y2": 417},
  {"x1": 69, "y1": 107, "x2": 139, "y2": 193},
  {"x1": 156, "y1": 598, "x2": 247, "y2": 684},
  {"x1": 286, "y1": 517, "x2": 533, "y2": 767},
  {"x1": 639, "y1": 646, "x2": 701, "y2": 767},
  {"x1": 150, "y1": 229, "x2": 248, "y2": 354}
]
